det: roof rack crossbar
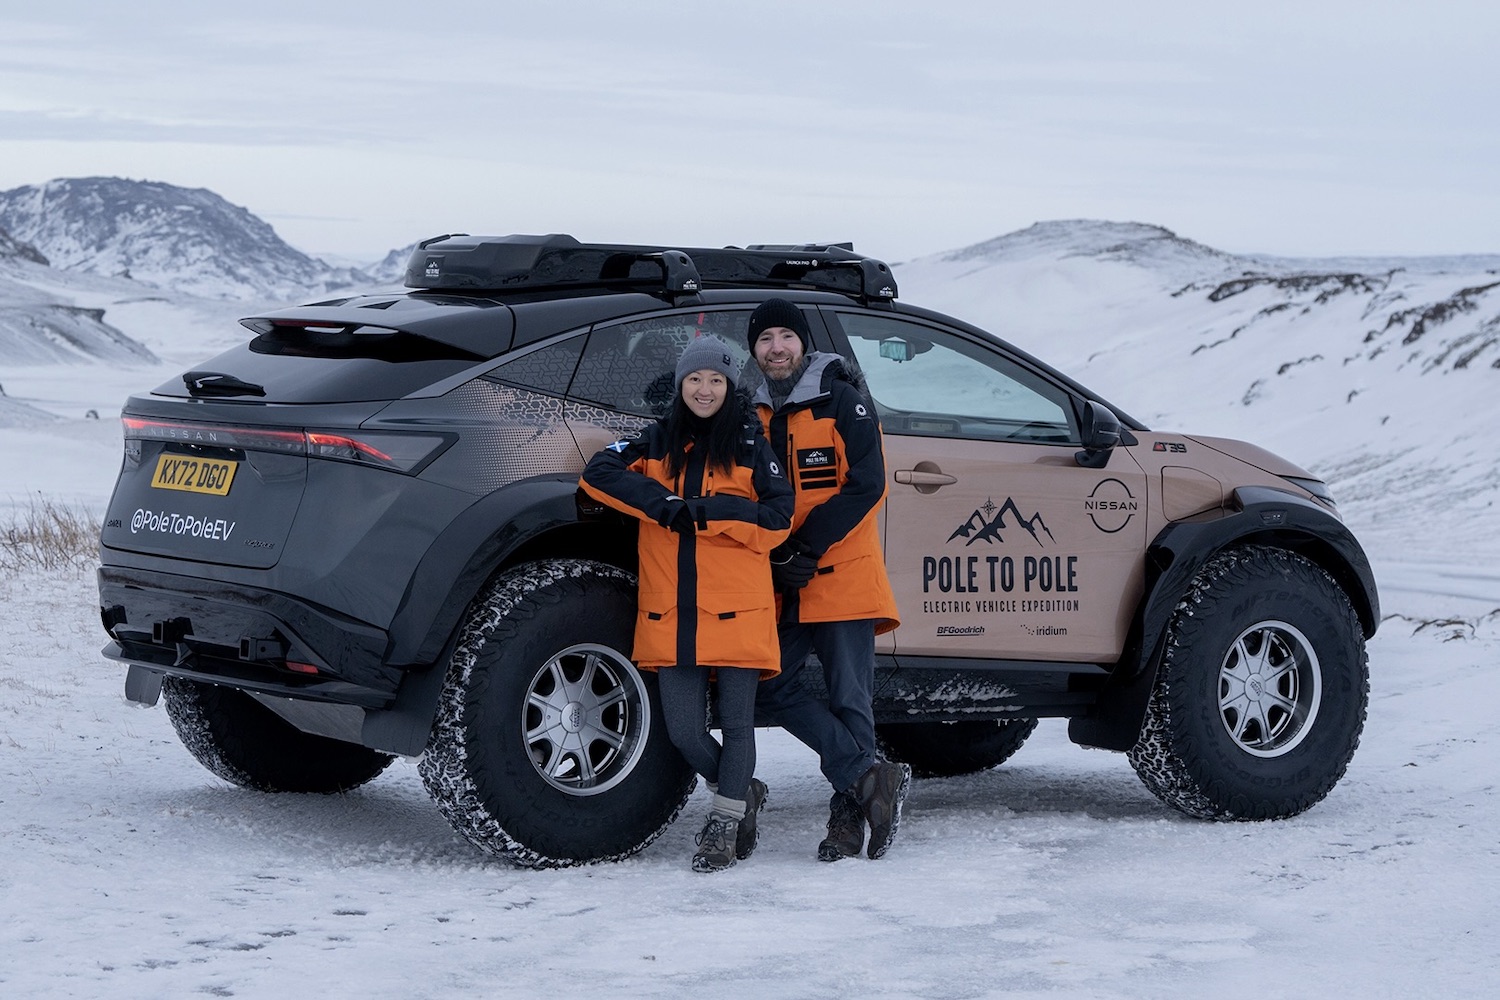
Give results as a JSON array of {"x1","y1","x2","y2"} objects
[
  {"x1": 600, "y1": 250, "x2": 702, "y2": 296},
  {"x1": 823, "y1": 257, "x2": 897, "y2": 302}
]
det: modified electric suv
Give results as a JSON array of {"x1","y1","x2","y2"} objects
[{"x1": 98, "y1": 234, "x2": 1378, "y2": 867}]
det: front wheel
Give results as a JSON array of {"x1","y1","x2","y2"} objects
[
  {"x1": 419, "y1": 559, "x2": 695, "y2": 867},
  {"x1": 1127, "y1": 546, "x2": 1369, "y2": 820}
]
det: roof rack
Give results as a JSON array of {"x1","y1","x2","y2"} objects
[{"x1": 404, "y1": 234, "x2": 898, "y2": 304}]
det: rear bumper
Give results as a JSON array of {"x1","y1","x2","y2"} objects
[{"x1": 98, "y1": 565, "x2": 401, "y2": 707}]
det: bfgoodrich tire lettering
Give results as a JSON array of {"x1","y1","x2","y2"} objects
[
  {"x1": 162, "y1": 676, "x2": 395, "y2": 793},
  {"x1": 1127, "y1": 546, "x2": 1369, "y2": 820},
  {"x1": 419, "y1": 559, "x2": 695, "y2": 867},
  {"x1": 877, "y1": 718, "x2": 1038, "y2": 778}
]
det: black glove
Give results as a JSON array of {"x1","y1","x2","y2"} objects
[
  {"x1": 665, "y1": 501, "x2": 696, "y2": 535},
  {"x1": 770, "y1": 541, "x2": 817, "y2": 590}
]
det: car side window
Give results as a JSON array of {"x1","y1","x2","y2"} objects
[
  {"x1": 833, "y1": 312, "x2": 1077, "y2": 444},
  {"x1": 488, "y1": 334, "x2": 584, "y2": 396},
  {"x1": 570, "y1": 310, "x2": 752, "y2": 417}
]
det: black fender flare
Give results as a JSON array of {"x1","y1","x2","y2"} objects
[
  {"x1": 1068, "y1": 486, "x2": 1379, "y2": 752},
  {"x1": 359, "y1": 474, "x2": 636, "y2": 755}
]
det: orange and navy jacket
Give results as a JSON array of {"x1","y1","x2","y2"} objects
[
  {"x1": 752, "y1": 352, "x2": 900, "y2": 634},
  {"x1": 578, "y1": 414, "x2": 793, "y2": 676}
]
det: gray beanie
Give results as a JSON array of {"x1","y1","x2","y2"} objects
[{"x1": 674, "y1": 335, "x2": 738, "y2": 388}]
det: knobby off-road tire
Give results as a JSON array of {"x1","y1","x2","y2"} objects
[
  {"x1": 877, "y1": 719, "x2": 1038, "y2": 779},
  {"x1": 419, "y1": 559, "x2": 695, "y2": 868},
  {"x1": 162, "y1": 677, "x2": 395, "y2": 793},
  {"x1": 1127, "y1": 545, "x2": 1369, "y2": 820}
]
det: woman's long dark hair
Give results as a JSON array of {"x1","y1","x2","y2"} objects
[{"x1": 663, "y1": 384, "x2": 750, "y2": 478}]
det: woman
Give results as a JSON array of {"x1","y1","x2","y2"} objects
[{"x1": 579, "y1": 336, "x2": 793, "y2": 872}]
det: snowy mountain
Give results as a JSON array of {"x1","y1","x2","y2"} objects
[
  {"x1": 933, "y1": 220, "x2": 1242, "y2": 278},
  {"x1": 365, "y1": 240, "x2": 420, "y2": 285},
  {"x1": 896, "y1": 220, "x2": 1500, "y2": 566},
  {"x1": 0, "y1": 177, "x2": 376, "y2": 301},
  {"x1": 898, "y1": 221, "x2": 1500, "y2": 388}
]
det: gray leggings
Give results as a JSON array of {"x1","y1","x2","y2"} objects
[{"x1": 655, "y1": 664, "x2": 759, "y2": 803}]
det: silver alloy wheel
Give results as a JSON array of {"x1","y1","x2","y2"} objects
[
  {"x1": 1219, "y1": 619, "x2": 1322, "y2": 758},
  {"x1": 523, "y1": 643, "x2": 650, "y2": 796}
]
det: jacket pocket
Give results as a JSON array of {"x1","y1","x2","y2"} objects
[
  {"x1": 697, "y1": 591, "x2": 774, "y2": 620},
  {"x1": 800, "y1": 553, "x2": 887, "y2": 618},
  {"x1": 633, "y1": 592, "x2": 678, "y2": 667},
  {"x1": 692, "y1": 595, "x2": 780, "y2": 675}
]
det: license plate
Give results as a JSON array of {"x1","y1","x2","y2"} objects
[{"x1": 150, "y1": 454, "x2": 238, "y2": 496}]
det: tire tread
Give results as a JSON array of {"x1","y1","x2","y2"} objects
[{"x1": 1126, "y1": 545, "x2": 1368, "y2": 821}]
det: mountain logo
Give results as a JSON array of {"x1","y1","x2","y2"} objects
[
  {"x1": 799, "y1": 449, "x2": 833, "y2": 468},
  {"x1": 946, "y1": 497, "x2": 1054, "y2": 547}
]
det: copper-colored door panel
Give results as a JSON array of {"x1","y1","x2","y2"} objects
[{"x1": 883, "y1": 437, "x2": 1147, "y2": 662}]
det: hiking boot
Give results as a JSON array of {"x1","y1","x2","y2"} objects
[
  {"x1": 816, "y1": 790, "x2": 865, "y2": 862},
  {"x1": 692, "y1": 812, "x2": 739, "y2": 873},
  {"x1": 853, "y1": 760, "x2": 912, "y2": 860},
  {"x1": 735, "y1": 779, "x2": 769, "y2": 860}
]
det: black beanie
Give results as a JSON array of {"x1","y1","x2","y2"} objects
[{"x1": 746, "y1": 298, "x2": 811, "y2": 352}]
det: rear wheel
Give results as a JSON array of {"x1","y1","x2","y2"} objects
[
  {"x1": 877, "y1": 718, "x2": 1037, "y2": 778},
  {"x1": 420, "y1": 559, "x2": 695, "y2": 867},
  {"x1": 162, "y1": 677, "x2": 394, "y2": 793},
  {"x1": 1127, "y1": 546, "x2": 1368, "y2": 820}
]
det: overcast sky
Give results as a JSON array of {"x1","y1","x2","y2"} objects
[{"x1": 2, "y1": 1, "x2": 1496, "y2": 263}]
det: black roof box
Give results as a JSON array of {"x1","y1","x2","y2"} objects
[{"x1": 405, "y1": 234, "x2": 897, "y2": 303}]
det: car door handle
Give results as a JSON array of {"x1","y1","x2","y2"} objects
[{"x1": 894, "y1": 469, "x2": 957, "y2": 487}]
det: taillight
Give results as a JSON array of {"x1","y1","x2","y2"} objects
[
  {"x1": 122, "y1": 418, "x2": 451, "y2": 474},
  {"x1": 123, "y1": 417, "x2": 303, "y2": 454},
  {"x1": 304, "y1": 431, "x2": 450, "y2": 472}
]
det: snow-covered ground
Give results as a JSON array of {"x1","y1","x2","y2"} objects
[
  {"x1": 2, "y1": 567, "x2": 1495, "y2": 998},
  {"x1": 3, "y1": 224, "x2": 1498, "y2": 997}
]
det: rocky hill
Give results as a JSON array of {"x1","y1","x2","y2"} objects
[
  {"x1": 0, "y1": 177, "x2": 375, "y2": 301},
  {"x1": 0, "y1": 221, "x2": 49, "y2": 265}
]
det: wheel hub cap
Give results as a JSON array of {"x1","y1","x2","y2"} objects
[
  {"x1": 522, "y1": 644, "x2": 649, "y2": 795},
  {"x1": 1218, "y1": 620, "x2": 1322, "y2": 758}
]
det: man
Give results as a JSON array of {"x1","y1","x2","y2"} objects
[{"x1": 746, "y1": 297, "x2": 911, "y2": 861}]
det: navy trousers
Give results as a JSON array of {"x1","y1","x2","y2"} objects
[{"x1": 756, "y1": 618, "x2": 879, "y2": 794}]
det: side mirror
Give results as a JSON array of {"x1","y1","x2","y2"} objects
[{"x1": 1075, "y1": 400, "x2": 1121, "y2": 469}]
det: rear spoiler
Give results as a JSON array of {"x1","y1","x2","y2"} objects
[{"x1": 240, "y1": 297, "x2": 514, "y2": 359}]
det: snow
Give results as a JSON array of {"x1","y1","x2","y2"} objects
[
  {"x1": 3, "y1": 221, "x2": 1499, "y2": 997},
  {"x1": 2, "y1": 566, "x2": 1495, "y2": 997}
]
